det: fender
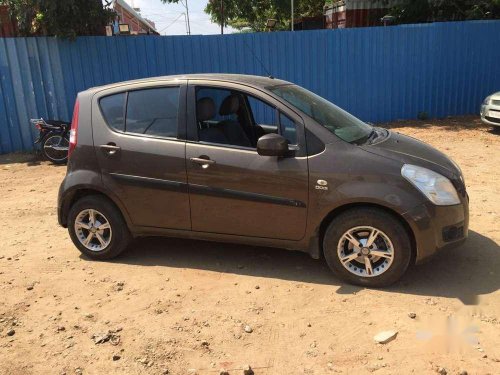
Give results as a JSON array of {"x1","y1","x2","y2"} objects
[{"x1": 58, "y1": 169, "x2": 133, "y2": 229}]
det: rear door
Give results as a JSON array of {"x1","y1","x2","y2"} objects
[
  {"x1": 185, "y1": 81, "x2": 309, "y2": 241},
  {"x1": 92, "y1": 81, "x2": 191, "y2": 230}
]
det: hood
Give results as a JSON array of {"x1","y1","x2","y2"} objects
[
  {"x1": 490, "y1": 91, "x2": 500, "y2": 100},
  {"x1": 361, "y1": 130, "x2": 461, "y2": 180}
]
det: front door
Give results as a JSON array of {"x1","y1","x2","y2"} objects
[
  {"x1": 92, "y1": 82, "x2": 191, "y2": 230},
  {"x1": 185, "y1": 82, "x2": 308, "y2": 240}
]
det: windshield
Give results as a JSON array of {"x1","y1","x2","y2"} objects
[{"x1": 269, "y1": 84, "x2": 372, "y2": 143}]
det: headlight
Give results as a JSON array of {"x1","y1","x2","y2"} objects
[
  {"x1": 483, "y1": 96, "x2": 491, "y2": 105},
  {"x1": 401, "y1": 164, "x2": 460, "y2": 206}
]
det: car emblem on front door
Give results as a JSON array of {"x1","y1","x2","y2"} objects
[{"x1": 315, "y1": 179, "x2": 328, "y2": 190}]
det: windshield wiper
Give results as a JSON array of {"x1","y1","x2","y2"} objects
[
  {"x1": 367, "y1": 129, "x2": 379, "y2": 143},
  {"x1": 350, "y1": 129, "x2": 376, "y2": 145}
]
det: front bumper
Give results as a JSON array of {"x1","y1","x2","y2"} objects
[
  {"x1": 480, "y1": 104, "x2": 500, "y2": 127},
  {"x1": 403, "y1": 196, "x2": 469, "y2": 264}
]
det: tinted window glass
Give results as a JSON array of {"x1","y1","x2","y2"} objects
[
  {"x1": 280, "y1": 112, "x2": 297, "y2": 145},
  {"x1": 196, "y1": 88, "x2": 236, "y2": 122},
  {"x1": 100, "y1": 93, "x2": 125, "y2": 131},
  {"x1": 195, "y1": 87, "x2": 252, "y2": 148},
  {"x1": 247, "y1": 96, "x2": 276, "y2": 131},
  {"x1": 126, "y1": 87, "x2": 179, "y2": 138}
]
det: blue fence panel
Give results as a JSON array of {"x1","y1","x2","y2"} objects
[{"x1": 0, "y1": 20, "x2": 500, "y2": 154}]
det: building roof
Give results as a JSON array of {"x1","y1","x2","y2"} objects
[
  {"x1": 326, "y1": 0, "x2": 399, "y2": 10},
  {"x1": 112, "y1": 0, "x2": 158, "y2": 34}
]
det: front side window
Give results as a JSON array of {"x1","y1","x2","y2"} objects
[
  {"x1": 279, "y1": 112, "x2": 297, "y2": 145},
  {"x1": 269, "y1": 84, "x2": 372, "y2": 144},
  {"x1": 247, "y1": 96, "x2": 277, "y2": 132},
  {"x1": 195, "y1": 87, "x2": 298, "y2": 148},
  {"x1": 126, "y1": 87, "x2": 180, "y2": 138}
]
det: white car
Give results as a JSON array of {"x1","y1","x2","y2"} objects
[{"x1": 481, "y1": 92, "x2": 500, "y2": 127}]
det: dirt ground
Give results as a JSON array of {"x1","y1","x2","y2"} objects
[{"x1": 0, "y1": 116, "x2": 499, "y2": 375}]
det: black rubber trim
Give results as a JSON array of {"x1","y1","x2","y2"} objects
[
  {"x1": 109, "y1": 173, "x2": 188, "y2": 193},
  {"x1": 485, "y1": 116, "x2": 500, "y2": 124},
  {"x1": 110, "y1": 173, "x2": 306, "y2": 208},
  {"x1": 188, "y1": 183, "x2": 306, "y2": 208}
]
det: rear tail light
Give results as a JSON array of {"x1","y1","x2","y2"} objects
[{"x1": 69, "y1": 99, "x2": 79, "y2": 157}]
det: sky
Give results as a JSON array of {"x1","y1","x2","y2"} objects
[{"x1": 121, "y1": 0, "x2": 235, "y2": 35}]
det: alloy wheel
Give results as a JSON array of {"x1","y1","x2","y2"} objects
[
  {"x1": 74, "y1": 209, "x2": 112, "y2": 251},
  {"x1": 337, "y1": 226, "x2": 394, "y2": 277}
]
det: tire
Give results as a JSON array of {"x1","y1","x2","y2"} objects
[
  {"x1": 323, "y1": 207, "x2": 412, "y2": 287},
  {"x1": 67, "y1": 195, "x2": 131, "y2": 260},
  {"x1": 41, "y1": 133, "x2": 68, "y2": 164}
]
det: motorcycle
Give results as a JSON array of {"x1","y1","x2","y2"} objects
[{"x1": 31, "y1": 118, "x2": 70, "y2": 164}]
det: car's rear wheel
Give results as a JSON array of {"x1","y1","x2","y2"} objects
[
  {"x1": 323, "y1": 207, "x2": 412, "y2": 287},
  {"x1": 68, "y1": 195, "x2": 131, "y2": 260}
]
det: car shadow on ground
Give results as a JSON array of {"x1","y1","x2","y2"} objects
[
  {"x1": 487, "y1": 127, "x2": 500, "y2": 135},
  {"x1": 101, "y1": 230, "x2": 499, "y2": 305},
  {"x1": 0, "y1": 151, "x2": 68, "y2": 167}
]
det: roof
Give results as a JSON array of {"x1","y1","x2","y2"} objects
[
  {"x1": 86, "y1": 74, "x2": 292, "y2": 93},
  {"x1": 112, "y1": 0, "x2": 158, "y2": 34}
]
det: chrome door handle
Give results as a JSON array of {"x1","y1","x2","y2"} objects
[
  {"x1": 190, "y1": 157, "x2": 216, "y2": 167},
  {"x1": 100, "y1": 144, "x2": 121, "y2": 155}
]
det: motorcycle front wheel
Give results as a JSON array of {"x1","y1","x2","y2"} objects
[{"x1": 41, "y1": 133, "x2": 69, "y2": 164}]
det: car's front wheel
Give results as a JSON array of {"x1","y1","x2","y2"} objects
[
  {"x1": 323, "y1": 207, "x2": 412, "y2": 287},
  {"x1": 67, "y1": 195, "x2": 131, "y2": 260}
]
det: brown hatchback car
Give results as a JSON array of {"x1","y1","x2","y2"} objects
[{"x1": 58, "y1": 74, "x2": 469, "y2": 287}]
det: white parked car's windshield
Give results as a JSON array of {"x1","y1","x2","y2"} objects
[{"x1": 269, "y1": 84, "x2": 372, "y2": 144}]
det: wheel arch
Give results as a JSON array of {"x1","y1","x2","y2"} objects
[
  {"x1": 60, "y1": 186, "x2": 132, "y2": 230},
  {"x1": 315, "y1": 202, "x2": 417, "y2": 265}
]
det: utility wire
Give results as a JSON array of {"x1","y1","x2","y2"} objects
[{"x1": 158, "y1": 13, "x2": 186, "y2": 33}]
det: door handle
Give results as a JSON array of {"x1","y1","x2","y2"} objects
[
  {"x1": 190, "y1": 157, "x2": 216, "y2": 168},
  {"x1": 100, "y1": 143, "x2": 121, "y2": 155}
]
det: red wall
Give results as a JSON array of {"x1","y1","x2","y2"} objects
[
  {"x1": 114, "y1": 3, "x2": 156, "y2": 34},
  {"x1": 325, "y1": 8, "x2": 387, "y2": 29}
]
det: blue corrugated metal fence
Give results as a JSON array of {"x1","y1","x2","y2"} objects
[{"x1": 1, "y1": 20, "x2": 499, "y2": 154}]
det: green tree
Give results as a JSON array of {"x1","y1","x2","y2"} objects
[
  {"x1": 161, "y1": 0, "x2": 325, "y2": 32},
  {"x1": 381, "y1": 0, "x2": 500, "y2": 24},
  {"x1": 2, "y1": 0, "x2": 115, "y2": 38}
]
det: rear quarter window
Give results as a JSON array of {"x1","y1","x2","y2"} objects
[{"x1": 99, "y1": 93, "x2": 126, "y2": 131}]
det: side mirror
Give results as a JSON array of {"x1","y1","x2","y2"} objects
[{"x1": 257, "y1": 133, "x2": 289, "y2": 157}]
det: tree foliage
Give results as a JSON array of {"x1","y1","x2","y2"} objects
[
  {"x1": 159, "y1": 0, "x2": 500, "y2": 33},
  {"x1": 161, "y1": 0, "x2": 325, "y2": 32},
  {"x1": 382, "y1": 0, "x2": 500, "y2": 24},
  {"x1": 2, "y1": 0, "x2": 115, "y2": 38}
]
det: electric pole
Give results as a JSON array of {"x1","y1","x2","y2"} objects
[
  {"x1": 185, "y1": 0, "x2": 191, "y2": 35},
  {"x1": 221, "y1": 0, "x2": 224, "y2": 35}
]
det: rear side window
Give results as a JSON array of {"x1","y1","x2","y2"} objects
[
  {"x1": 126, "y1": 87, "x2": 180, "y2": 138},
  {"x1": 100, "y1": 93, "x2": 125, "y2": 131},
  {"x1": 99, "y1": 87, "x2": 180, "y2": 138}
]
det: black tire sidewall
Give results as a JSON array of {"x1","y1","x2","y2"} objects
[
  {"x1": 323, "y1": 208, "x2": 412, "y2": 287},
  {"x1": 41, "y1": 133, "x2": 68, "y2": 164},
  {"x1": 67, "y1": 196, "x2": 130, "y2": 260}
]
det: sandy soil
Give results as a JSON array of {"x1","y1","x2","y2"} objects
[{"x1": 0, "y1": 117, "x2": 499, "y2": 375}]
